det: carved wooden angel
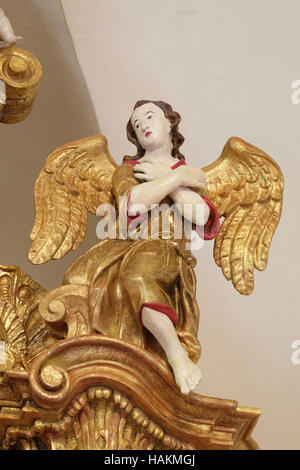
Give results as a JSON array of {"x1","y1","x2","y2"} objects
[{"x1": 28, "y1": 100, "x2": 284, "y2": 395}]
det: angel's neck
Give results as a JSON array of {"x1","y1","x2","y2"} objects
[{"x1": 142, "y1": 142, "x2": 174, "y2": 163}]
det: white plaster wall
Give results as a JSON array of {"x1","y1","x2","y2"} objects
[
  {"x1": 60, "y1": 0, "x2": 300, "y2": 449},
  {"x1": 0, "y1": 1, "x2": 99, "y2": 287}
]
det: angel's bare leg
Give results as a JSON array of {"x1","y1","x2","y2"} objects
[{"x1": 141, "y1": 306, "x2": 201, "y2": 395}]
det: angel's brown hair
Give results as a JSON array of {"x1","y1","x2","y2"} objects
[{"x1": 123, "y1": 100, "x2": 185, "y2": 162}]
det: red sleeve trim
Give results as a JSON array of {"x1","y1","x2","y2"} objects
[
  {"x1": 192, "y1": 196, "x2": 220, "y2": 240},
  {"x1": 138, "y1": 302, "x2": 178, "y2": 327},
  {"x1": 122, "y1": 160, "x2": 140, "y2": 166},
  {"x1": 171, "y1": 159, "x2": 186, "y2": 169},
  {"x1": 123, "y1": 159, "x2": 185, "y2": 169}
]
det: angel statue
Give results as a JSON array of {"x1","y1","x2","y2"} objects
[{"x1": 28, "y1": 99, "x2": 284, "y2": 397}]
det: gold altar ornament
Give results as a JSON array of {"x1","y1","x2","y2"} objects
[
  {"x1": 0, "y1": 47, "x2": 43, "y2": 123},
  {"x1": 0, "y1": 100, "x2": 284, "y2": 450}
]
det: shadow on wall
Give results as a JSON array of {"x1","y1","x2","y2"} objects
[{"x1": 0, "y1": 0, "x2": 100, "y2": 289}]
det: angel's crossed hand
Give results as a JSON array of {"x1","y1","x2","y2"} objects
[
  {"x1": 134, "y1": 159, "x2": 207, "y2": 190},
  {"x1": 133, "y1": 160, "x2": 172, "y2": 182}
]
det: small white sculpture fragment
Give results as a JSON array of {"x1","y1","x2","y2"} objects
[{"x1": 0, "y1": 8, "x2": 22, "y2": 47}]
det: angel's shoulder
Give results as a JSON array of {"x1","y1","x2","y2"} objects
[{"x1": 112, "y1": 161, "x2": 136, "y2": 184}]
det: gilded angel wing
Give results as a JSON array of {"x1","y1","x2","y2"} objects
[
  {"x1": 202, "y1": 137, "x2": 284, "y2": 295},
  {"x1": 29, "y1": 134, "x2": 117, "y2": 264}
]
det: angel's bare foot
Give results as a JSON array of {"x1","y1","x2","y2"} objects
[
  {"x1": 141, "y1": 307, "x2": 202, "y2": 395},
  {"x1": 169, "y1": 349, "x2": 202, "y2": 395}
]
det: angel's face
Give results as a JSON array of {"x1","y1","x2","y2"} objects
[{"x1": 131, "y1": 102, "x2": 171, "y2": 152}]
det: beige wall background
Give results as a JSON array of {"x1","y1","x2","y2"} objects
[
  {"x1": 60, "y1": 0, "x2": 299, "y2": 450},
  {"x1": 0, "y1": 0, "x2": 100, "y2": 290},
  {"x1": 0, "y1": 0, "x2": 298, "y2": 450}
]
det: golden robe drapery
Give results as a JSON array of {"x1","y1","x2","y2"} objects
[{"x1": 63, "y1": 163, "x2": 219, "y2": 363}]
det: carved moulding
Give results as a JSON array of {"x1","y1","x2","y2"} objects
[
  {"x1": 0, "y1": 264, "x2": 260, "y2": 450},
  {"x1": 0, "y1": 264, "x2": 54, "y2": 370},
  {"x1": 0, "y1": 334, "x2": 260, "y2": 450}
]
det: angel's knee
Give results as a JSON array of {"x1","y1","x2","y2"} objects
[{"x1": 141, "y1": 306, "x2": 176, "y2": 336}]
